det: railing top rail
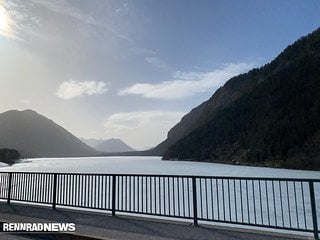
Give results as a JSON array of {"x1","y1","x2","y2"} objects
[{"x1": 0, "y1": 171, "x2": 320, "y2": 182}]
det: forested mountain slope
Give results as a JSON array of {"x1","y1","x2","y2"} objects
[{"x1": 161, "y1": 28, "x2": 320, "y2": 169}]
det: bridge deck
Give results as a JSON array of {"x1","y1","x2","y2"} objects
[{"x1": 0, "y1": 202, "x2": 310, "y2": 240}]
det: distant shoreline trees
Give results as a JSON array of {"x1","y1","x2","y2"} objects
[{"x1": 0, "y1": 148, "x2": 21, "y2": 165}]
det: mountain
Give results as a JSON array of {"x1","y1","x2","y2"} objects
[
  {"x1": 82, "y1": 138, "x2": 135, "y2": 153},
  {"x1": 95, "y1": 139, "x2": 135, "y2": 152},
  {"x1": 160, "y1": 28, "x2": 320, "y2": 170},
  {"x1": 80, "y1": 138, "x2": 104, "y2": 148},
  {"x1": 0, "y1": 110, "x2": 98, "y2": 158}
]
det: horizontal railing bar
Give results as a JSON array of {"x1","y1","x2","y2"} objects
[
  {"x1": 52, "y1": 203, "x2": 112, "y2": 211},
  {"x1": 6, "y1": 199, "x2": 53, "y2": 205},
  {"x1": 1, "y1": 171, "x2": 319, "y2": 182},
  {"x1": 114, "y1": 209, "x2": 194, "y2": 219}
]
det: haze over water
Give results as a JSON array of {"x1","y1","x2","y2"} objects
[{"x1": 1, "y1": 156, "x2": 320, "y2": 179}]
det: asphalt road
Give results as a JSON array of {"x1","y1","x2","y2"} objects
[{"x1": 0, "y1": 202, "x2": 309, "y2": 240}]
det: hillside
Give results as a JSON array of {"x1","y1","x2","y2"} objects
[
  {"x1": 0, "y1": 110, "x2": 98, "y2": 158},
  {"x1": 0, "y1": 148, "x2": 20, "y2": 165},
  {"x1": 80, "y1": 138, "x2": 104, "y2": 148},
  {"x1": 82, "y1": 138, "x2": 135, "y2": 153},
  {"x1": 161, "y1": 28, "x2": 320, "y2": 169}
]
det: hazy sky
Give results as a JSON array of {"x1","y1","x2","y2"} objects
[{"x1": 0, "y1": 0, "x2": 319, "y2": 149}]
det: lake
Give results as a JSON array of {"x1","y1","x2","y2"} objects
[{"x1": 1, "y1": 156, "x2": 320, "y2": 179}]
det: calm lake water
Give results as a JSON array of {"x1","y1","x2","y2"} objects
[{"x1": 1, "y1": 156, "x2": 320, "y2": 178}]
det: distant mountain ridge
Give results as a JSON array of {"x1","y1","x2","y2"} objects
[
  {"x1": 0, "y1": 110, "x2": 98, "y2": 158},
  {"x1": 80, "y1": 138, "x2": 104, "y2": 148},
  {"x1": 159, "y1": 28, "x2": 320, "y2": 169},
  {"x1": 82, "y1": 138, "x2": 135, "y2": 153}
]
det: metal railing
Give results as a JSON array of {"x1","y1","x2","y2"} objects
[{"x1": 0, "y1": 172, "x2": 319, "y2": 239}]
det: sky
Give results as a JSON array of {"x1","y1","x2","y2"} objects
[{"x1": 0, "y1": 0, "x2": 319, "y2": 150}]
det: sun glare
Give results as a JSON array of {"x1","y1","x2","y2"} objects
[{"x1": 0, "y1": 6, "x2": 9, "y2": 33}]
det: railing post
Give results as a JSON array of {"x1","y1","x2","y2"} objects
[
  {"x1": 192, "y1": 177, "x2": 198, "y2": 226},
  {"x1": 52, "y1": 173, "x2": 57, "y2": 209},
  {"x1": 112, "y1": 175, "x2": 116, "y2": 216},
  {"x1": 309, "y1": 181, "x2": 319, "y2": 240},
  {"x1": 7, "y1": 172, "x2": 12, "y2": 204}
]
